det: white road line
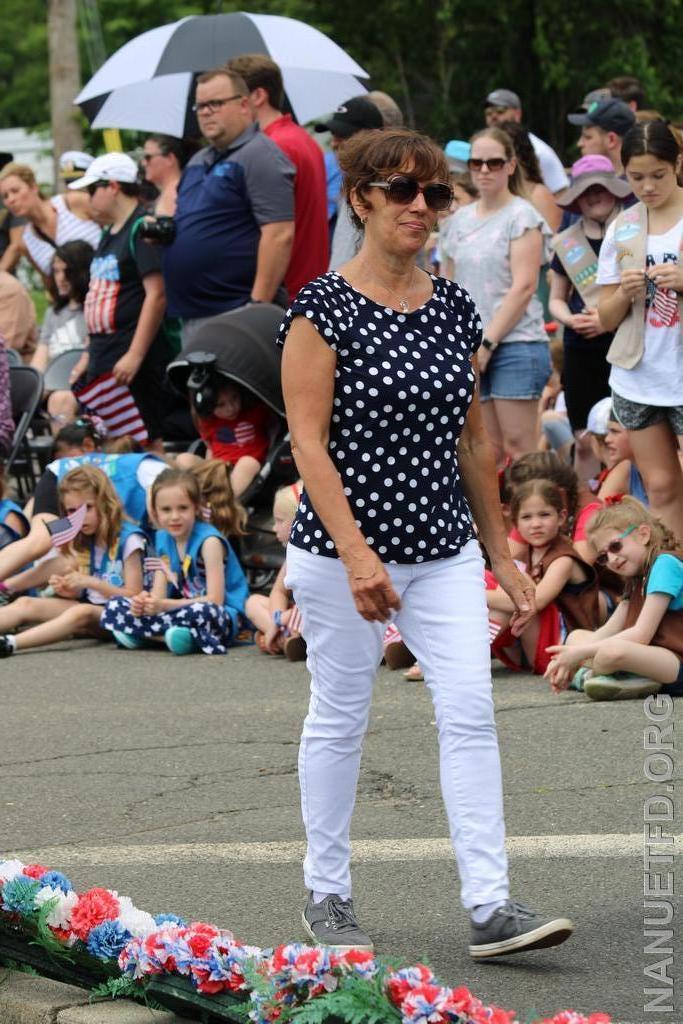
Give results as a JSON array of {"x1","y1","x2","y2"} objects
[{"x1": 5, "y1": 833, "x2": 681, "y2": 866}]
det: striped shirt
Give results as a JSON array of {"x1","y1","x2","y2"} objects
[{"x1": 23, "y1": 195, "x2": 101, "y2": 275}]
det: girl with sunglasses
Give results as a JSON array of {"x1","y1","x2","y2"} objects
[
  {"x1": 546, "y1": 496, "x2": 683, "y2": 700},
  {"x1": 440, "y1": 127, "x2": 552, "y2": 465}
]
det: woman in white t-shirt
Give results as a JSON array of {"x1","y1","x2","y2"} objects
[
  {"x1": 441, "y1": 127, "x2": 551, "y2": 464},
  {"x1": 597, "y1": 120, "x2": 683, "y2": 540}
]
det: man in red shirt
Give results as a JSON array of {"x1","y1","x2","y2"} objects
[{"x1": 227, "y1": 55, "x2": 329, "y2": 300}]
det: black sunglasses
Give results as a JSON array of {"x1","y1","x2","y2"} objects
[
  {"x1": 467, "y1": 157, "x2": 507, "y2": 172},
  {"x1": 594, "y1": 526, "x2": 636, "y2": 566},
  {"x1": 85, "y1": 180, "x2": 108, "y2": 197},
  {"x1": 367, "y1": 174, "x2": 454, "y2": 212}
]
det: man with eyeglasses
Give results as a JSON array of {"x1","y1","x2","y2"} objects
[
  {"x1": 162, "y1": 67, "x2": 295, "y2": 347},
  {"x1": 483, "y1": 88, "x2": 568, "y2": 195}
]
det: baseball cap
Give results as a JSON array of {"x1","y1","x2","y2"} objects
[
  {"x1": 575, "y1": 88, "x2": 611, "y2": 113},
  {"x1": 68, "y1": 152, "x2": 138, "y2": 190},
  {"x1": 59, "y1": 150, "x2": 94, "y2": 182},
  {"x1": 586, "y1": 397, "x2": 613, "y2": 437},
  {"x1": 314, "y1": 96, "x2": 383, "y2": 138},
  {"x1": 444, "y1": 139, "x2": 471, "y2": 172},
  {"x1": 483, "y1": 89, "x2": 521, "y2": 110},
  {"x1": 568, "y1": 97, "x2": 636, "y2": 136}
]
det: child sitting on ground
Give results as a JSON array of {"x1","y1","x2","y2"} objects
[
  {"x1": 0, "y1": 466, "x2": 145, "y2": 656},
  {"x1": 245, "y1": 481, "x2": 306, "y2": 661},
  {"x1": 488, "y1": 478, "x2": 602, "y2": 675},
  {"x1": 102, "y1": 467, "x2": 248, "y2": 655},
  {"x1": 546, "y1": 497, "x2": 683, "y2": 701},
  {"x1": 178, "y1": 382, "x2": 272, "y2": 498}
]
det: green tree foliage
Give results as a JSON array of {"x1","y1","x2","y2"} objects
[{"x1": 3, "y1": 0, "x2": 683, "y2": 162}]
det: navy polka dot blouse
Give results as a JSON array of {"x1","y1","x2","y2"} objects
[{"x1": 277, "y1": 272, "x2": 482, "y2": 564}]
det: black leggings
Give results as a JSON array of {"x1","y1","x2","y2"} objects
[{"x1": 562, "y1": 338, "x2": 612, "y2": 432}]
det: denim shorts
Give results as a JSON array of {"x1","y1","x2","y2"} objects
[
  {"x1": 479, "y1": 341, "x2": 552, "y2": 402},
  {"x1": 612, "y1": 391, "x2": 683, "y2": 436}
]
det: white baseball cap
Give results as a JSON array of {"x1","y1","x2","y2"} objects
[
  {"x1": 59, "y1": 150, "x2": 94, "y2": 180},
  {"x1": 586, "y1": 396, "x2": 613, "y2": 436},
  {"x1": 68, "y1": 152, "x2": 138, "y2": 190}
]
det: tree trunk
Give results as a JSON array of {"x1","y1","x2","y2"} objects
[{"x1": 48, "y1": 0, "x2": 83, "y2": 190}]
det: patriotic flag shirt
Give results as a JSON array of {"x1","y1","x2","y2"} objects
[
  {"x1": 198, "y1": 400, "x2": 271, "y2": 464},
  {"x1": 84, "y1": 205, "x2": 162, "y2": 377},
  {"x1": 597, "y1": 215, "x2": 683, "y2": 407}
]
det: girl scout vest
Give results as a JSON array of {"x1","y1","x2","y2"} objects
[
  {"x1": 0, "y1": 499, "x2": 29, "y2": 546},
  {"x1": 623, "y1": 553, "x2": 683, "y2": 659},
  {"x1": 53, "y1": 453, "x2": 165, "y2": 526},
  {"x1": 525, "y1": 534, "x2": 601, "y2": 632},
  {"x1": 606, "y1": 203, "x2": 683, "y2": 369},
  {"x1": 84, "y1": 521, "x2": 146, "y2": 588},
  {"x1": 154, "y1": 521, "x2": 244, "y2": 611},
  {"x1": 551, "y1": 209, "x2": 621, "y2": 307}
]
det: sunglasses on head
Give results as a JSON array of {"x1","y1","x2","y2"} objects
[
  {"x1": 367, "y1": 174, "x2": 454, "y2": 212},
  {"x1": 467, "y1": 157, "x2": 507, "y2": 172},
  {"x1": 594, "y1": 525, "x2": 636, "y2": 566}
]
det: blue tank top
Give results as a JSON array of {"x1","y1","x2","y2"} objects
[{"x1": 154, "y1": 521, "x2": 248, "y2": 623}]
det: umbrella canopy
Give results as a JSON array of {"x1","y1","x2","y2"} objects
[{"x1": 76, "y1": 12, "x2": 368, "y2": 133}]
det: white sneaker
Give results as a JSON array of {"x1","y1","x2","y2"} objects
[{"x1": 584, "y1": 673, "x2": 661, "y2": 701}]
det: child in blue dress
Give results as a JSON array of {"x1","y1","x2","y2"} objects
[{"x1": 103, "y1": 468, "x2": 248, "y2": 655}]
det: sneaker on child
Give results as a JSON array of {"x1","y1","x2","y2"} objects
[{"x1": 584, "y1": 673, "x2": 661, "y2": 701}]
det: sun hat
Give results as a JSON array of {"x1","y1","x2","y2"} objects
[
  {"x1": 68, "y1": 152, "x2": 138, "y2": 190},
  {"x1": 556, "y1": 154, "x2": 632, "y2": 212}
]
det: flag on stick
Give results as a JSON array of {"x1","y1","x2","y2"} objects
[
  {"x1": 74, "y1": 372, "x2": 148, "y2": 443},
  {"x1": 45, "y1": 504, "x2": 87, "y2": 548}
]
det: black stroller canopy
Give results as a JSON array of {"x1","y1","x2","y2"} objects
[{"x1": 168, "y1": 304, "x2": 286, "y2": 417}]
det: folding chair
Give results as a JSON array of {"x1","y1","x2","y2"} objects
[
  {"x1": 42, "y1": 348, "x2": 86, "y2": 393},
  {"x1": 6, "y1": 366, "x2": 44, "y2": 500}
]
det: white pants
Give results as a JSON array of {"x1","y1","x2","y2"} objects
[{"x1": 285, "y1": 539, "x2": 509, "y2": 909}]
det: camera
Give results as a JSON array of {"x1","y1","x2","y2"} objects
[
  {"x1": 186, "y1": 351, "x2": 219, "y2": 417},
  {"x1": 138, "y1": 216, "x2": 177, "y2": 245}
]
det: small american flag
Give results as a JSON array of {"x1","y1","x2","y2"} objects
[
  {"x1": 143, "y1": 556, "x2": 178, "y2": 588},
  {"x1": 651, "y1": 286, "x2": 679, "y2": 327},
  {"x1": 74, "y1": 373, "x2": 148, "y2": 443},
  {"x1": 46, "y1": 504, "x2": 87, "y2": 548}
]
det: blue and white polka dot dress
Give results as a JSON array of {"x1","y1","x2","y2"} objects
[{"x1": 278, "y1": 272, "x2": 482, "y2": 565}]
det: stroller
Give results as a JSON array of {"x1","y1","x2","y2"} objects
[{"x1": 167, "y1": 304, "x2": 299, "y2": 592}]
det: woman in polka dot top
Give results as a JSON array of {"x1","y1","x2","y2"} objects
[{"x1": 278, "y1": 127, "x2": 572, "y2": 958}]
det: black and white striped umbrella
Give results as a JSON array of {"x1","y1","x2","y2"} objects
[{"x1": 75, "y1": 12, "x2": 369, "y2": 136}]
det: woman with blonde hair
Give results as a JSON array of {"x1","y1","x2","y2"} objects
[{"x1": 0, "y1": 163, "x2": 100, "y2": 279}]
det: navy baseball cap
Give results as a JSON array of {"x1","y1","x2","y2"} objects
[{"x1": 568, "y1": 97, "x2": 635, "y2": 136}]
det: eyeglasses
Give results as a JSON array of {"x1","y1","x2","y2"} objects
[
  {"x1": 467, "y1": 157, "x2": 507, "y2": 172},
  {"x1": 85, "y1": 180, "x2": 108, "y2": 196},
  {"x1": 594, "y1": 525, "x2": 637, "y2": 566},
  {"x1": 367, "y1": 175, "x2": 454, "y2": 212},
  {"x1": 192, "y1": 95, "x2": 244, "y2": 115}
]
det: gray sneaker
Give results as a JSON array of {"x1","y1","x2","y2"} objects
[
  {"x1": 584, "y1": 673, "x2": 661, "y2": 701},
  {"x1": 469, "y1": 899, "x2": 573, "y2": 959},
  {"x1": 302, "y1": 894, "x2": 374, "y2": 951}
]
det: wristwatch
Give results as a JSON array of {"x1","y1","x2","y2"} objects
[{"x1": 481, "y1": 336, "x2": 497, "y2": 352}]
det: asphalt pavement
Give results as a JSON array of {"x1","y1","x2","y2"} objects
[{"x1": 1, "y1": 639, "x2": 680, "y2": 1023}]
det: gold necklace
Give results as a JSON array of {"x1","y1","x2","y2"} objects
[{"x1": 361, "y1": 262, "x2": 416, "y2": 313}]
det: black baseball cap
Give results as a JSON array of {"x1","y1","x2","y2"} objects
[
  {"x1": 568, "y1": 97, "x2": 635, "y2": 136},
  {"x1": 314, "y1": 96, "x2": 383, "y2": 138}
]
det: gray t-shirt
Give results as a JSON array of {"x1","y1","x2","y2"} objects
[
  {"x1": 39, "y1": 305, "x2": 87, "y2": 359},
  {"x1": 442, "y1": 196, "x2": 547, "y2": 344}
]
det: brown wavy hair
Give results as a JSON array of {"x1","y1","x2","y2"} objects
[
  {"x1": 505, "y1": 451, "x2": 579, "y2": 526},
  {"x1": 58, "y1": 465, "x2": 123, "y2": 552},
  {"x1": 586, "y1": 496, "x2": 682, "y2": 590},
  {"x1": 510, "y1": 478, "x2": 565, "y2": 526},
  {"x1": 339, "y1": 127, "x2": 450, "y2": 230},
  {"x1": 192, "y1": 460, "x2": 246, "y2": 538}
]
